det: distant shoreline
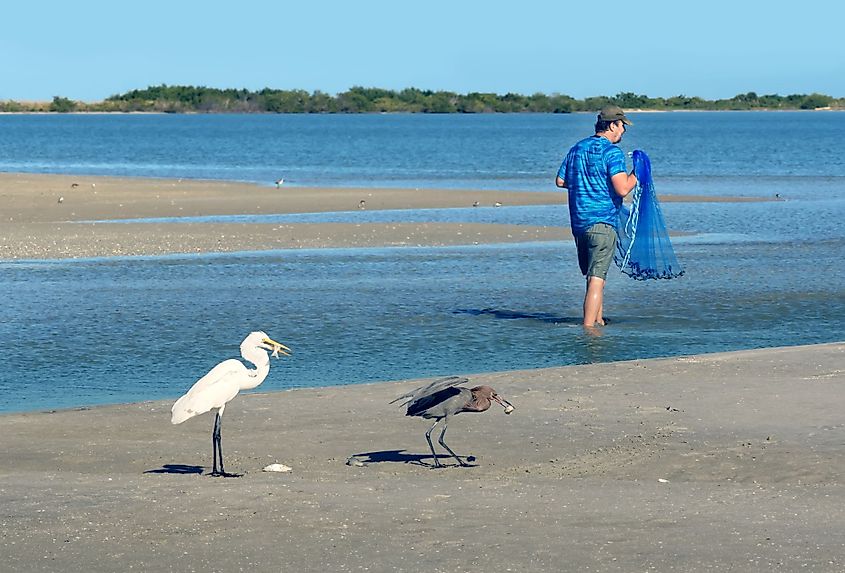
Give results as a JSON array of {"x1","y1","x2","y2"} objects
[
  {"x1": 3, "y1": 85, "x2": 843, "y2": 113},
  {"x1": 1, "y1": 108, "x2": 843, "y2": 115}
]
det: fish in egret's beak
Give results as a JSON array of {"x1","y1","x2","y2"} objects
[
  {"x1": 263, "y1": 337, "x2": 292, "y2": 358},
  {"x1": 490, "y1": 393, "x2": 515, "y2": 415}
]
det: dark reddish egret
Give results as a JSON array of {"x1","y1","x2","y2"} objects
[{"x1": 391, "y1": 376, "x2": 514, "y2": 468}]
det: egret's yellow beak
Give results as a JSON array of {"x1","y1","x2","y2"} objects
[{"x1": 264, "y1": 337, "x2": 292, "y2": 358}]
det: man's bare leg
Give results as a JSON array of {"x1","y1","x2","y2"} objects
[
  {"x1": 583, "y1": 276, "x2": 606, "y2": 327},
  {"x1": 597, "y1": 298, "x2": 605, "y2": 326}
]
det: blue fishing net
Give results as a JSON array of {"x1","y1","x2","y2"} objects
[{"x1": 614, "y1": 150, "x2": 685, "y2": 280}]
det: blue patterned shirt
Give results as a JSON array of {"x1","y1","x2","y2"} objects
[{"x1": 557, "y1": 136, "x2": 627, "y2": 235}]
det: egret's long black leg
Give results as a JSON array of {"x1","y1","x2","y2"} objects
[
  {"x1": 425, "y1": 419, "x2": 442, "y2": 467},
  {"x1": 209, "y1": 413, "x2": 241, "y2": 478},
  {"x1": 438, "y1": 421, "x2": 468, "y2": 467},
  {"x1": 216, "y1": 413, "x2": 225, "y2": 475},
  {"x1": 211, "y1": 412, "x2": 223, "y2": 476}
]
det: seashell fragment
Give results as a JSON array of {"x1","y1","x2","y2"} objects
[{"x1": 262, "y1": 463, "x2": 292, "y2": 473}]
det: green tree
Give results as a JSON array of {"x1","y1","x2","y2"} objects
[
  {"x1": 800, "y1": 93, "x2": 833, "y2": 109},
  {"x1": 49, "y1": 96, "x2": 77, "y2": 112},
  {"x1": 306, "y1": 90, "x2": 337, "y2": 113},
  {"x1": 422, "y1": 91, "x2": 457, "y2": 113}
]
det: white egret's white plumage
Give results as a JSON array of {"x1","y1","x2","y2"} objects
[{"x1": 171, "y1": 331, "x2": 291, "y2": 477}]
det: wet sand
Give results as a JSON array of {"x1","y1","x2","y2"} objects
[
  {"x1": 1, "y1": 342, "x2": 842, "y2": 572},
  {"x1": 0, "y1": 172, "x2": 764, "y2": 260}
]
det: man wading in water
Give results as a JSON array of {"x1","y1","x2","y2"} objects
[{"x1": 556, "y1": 106, "x2": 638, "y2": 328}]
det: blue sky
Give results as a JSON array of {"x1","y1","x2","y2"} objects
[{"x1": 3, "y1": 1, "x2": 843, "y2": 102}]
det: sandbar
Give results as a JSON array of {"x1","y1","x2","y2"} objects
[
  {"x1": 0, "y1": 172, "x2": 765, "y2": 260},
  {"x1": 0, "y1": 342, "x2": 842, "y2": 571}
]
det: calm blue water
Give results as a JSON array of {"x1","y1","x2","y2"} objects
[
  {"x1": 1, "y1": 111, "x2": 844, "y2": 195},
  {"x1": 1, "y1": 112, "x2": 844, "y2": 413}
]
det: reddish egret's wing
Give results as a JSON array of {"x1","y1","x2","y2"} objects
[
  {"x1": 390, "y1": 376, "x2": 469, "y2": 407},
  {"x1": 405, "y1": 386, "x2": 466, "y2": 418}
]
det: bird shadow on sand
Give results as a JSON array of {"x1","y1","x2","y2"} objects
[
  {"x1": 348, "y1": 450, "x2": 477, "y2": 468},
  {"x1": 454, "y1": 308, "x2": 582, "y2": 325},
  {"x1": 144, "y1": 464, "x2": 206, "y2": 475}
]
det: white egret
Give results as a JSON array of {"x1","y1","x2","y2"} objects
[{"x1": 171, "y1": 331, "x2": 291, "y2": 477}]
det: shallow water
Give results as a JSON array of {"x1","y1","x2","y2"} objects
[
  {"x1": 1, "y1": 112, "x2": 844, "y2": 413},
  {"x1": 2, "y1": 220, "x2": 843, "y2": 413}
]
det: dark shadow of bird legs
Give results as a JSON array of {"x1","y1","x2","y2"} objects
[
  {"x1": 348, "y1": 450, "x2": 433, "y2": 466},
  {"x1": 210, "y1": 412, "x2": 241, "y2": 478},
  {"x1": 144, "y1": 464, "x2": 205, "y2": 475}
]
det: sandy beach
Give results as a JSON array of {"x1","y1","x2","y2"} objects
[
  {"x1": 1, "y1": 342, "x2": 842, "y2": 572},
  {"x1": 0, "y1": 172, "x2": 765, "y2": 260}
]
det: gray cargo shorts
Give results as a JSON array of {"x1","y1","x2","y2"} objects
[{"x1": 574, "y1": 222, "x2": 617, "y2": 280}]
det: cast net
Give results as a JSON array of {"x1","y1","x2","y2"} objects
[{"x1": 614, "y1": 150, "x2": 684, "y2": 280}]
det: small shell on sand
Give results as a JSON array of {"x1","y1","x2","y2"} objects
[{"x1": 262, "y1": 463, "x2": 292, "y2": 473}]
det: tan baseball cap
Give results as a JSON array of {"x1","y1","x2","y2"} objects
[{"x1": 598, "y1": 105, "x2": 633, "y2": 125}]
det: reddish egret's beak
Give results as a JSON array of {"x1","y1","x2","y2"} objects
[
  {"x1": 491, "y1": 394, "x2": 515, "y2": 415},
  {"x1": 263, "y1": 337, "x2": 292, "y2": 358}
]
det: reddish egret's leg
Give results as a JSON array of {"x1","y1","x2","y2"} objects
[
  {"x1": 438, "y1": 421, "x2": 469, "y2": 467},
  {"x1": 425, "y1": 419, "x2": 443, "y2": 467}
]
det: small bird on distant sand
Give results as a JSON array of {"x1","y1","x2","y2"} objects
[
  {"x1": 358, "y1": 200, "x2": 366, "y2": 210},
  {"x1": 275, "y1": 179, "x2": 285, "y2": 188},
  {"x1": 57, "y1": 196, "x2": 64, "y2": 204},
  {"x1": 494, "y1": 201, "x2": 503, "y2": 207},
  {"x1": 472, "y1": 201, "x2": 480, "y2": 207},
  {"x1": 71, "y1": 183, "x2": 79, "y2": 188},
  {"x1": 391, "y1": 376, "x2": 514, "y2": 468}
]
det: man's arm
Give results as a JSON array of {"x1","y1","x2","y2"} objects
[
  {"x1": 611, "y1": 171, "x2": 637, "y2": 197},
  {"x1": 555, "y1": 175, "x2": 567, "y2": 188}
]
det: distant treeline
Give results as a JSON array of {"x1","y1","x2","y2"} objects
[{"x1": 2, "y1": 85, "x2": 844, "y2": 113}]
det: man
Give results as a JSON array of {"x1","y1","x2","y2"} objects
[{"x1": 555, "y1": 105, "x2": 638, "y2": 328}]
